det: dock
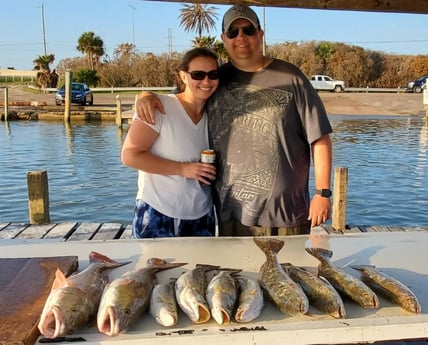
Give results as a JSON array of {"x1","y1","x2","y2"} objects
[{"x1": 1, "y1": 222, "x2": 428, "y2": 242}]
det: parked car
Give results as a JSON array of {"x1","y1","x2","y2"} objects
[
  {"x1": 310, "y1": 75, "x2": 345, "y2": 92},
  {"x1": 55, "y1": 82, "x2": 93, "y2": 105},
  {"x1": 405, "y1": 75, "x2": 427, "y2": 93}
]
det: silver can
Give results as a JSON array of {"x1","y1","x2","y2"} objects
[{"x1": 200, "y1": 149, "x2": 216, "y2": 164}]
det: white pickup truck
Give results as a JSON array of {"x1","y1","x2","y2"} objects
[{"x1": 310, "y1": 75, "x2": 346, "y2": 92}]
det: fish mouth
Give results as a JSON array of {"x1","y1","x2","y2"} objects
[
  {"x1": 98, "y1": 306, "x2": 120, "y2": 336},
  {"x1": 38, "y1": 305, "x2": 63, "y2": 339},
  {"x1": 212, "y1": 308, "x2": 231, "y2": 325}
]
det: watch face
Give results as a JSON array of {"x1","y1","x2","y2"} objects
[{"x1": 321, "y1": 189, "x2": 332, "y2": 197}]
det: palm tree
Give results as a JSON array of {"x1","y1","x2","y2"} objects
[
  {"x1": 33, "y1": 54, "x2": 58, "y2": 88},
  {"x1": 178, "y1": 3, "x2": 218, "y2": 38},
  {"x1": 77, "y1": 32, "x2": 105, "y2": 70}
]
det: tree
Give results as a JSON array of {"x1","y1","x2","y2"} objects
[
  {"x1": 33, "y1": 54, "x2": 58, "y2": 88},
  {"x1": 74, "y1": 68, "x2": 99, "y2": 86},
  {"x1": 76, "y1": 32, "x2": 105, "y2": 70},
  {"x1": 178, "y1": 3, "x2": 218, "y2": 38}
]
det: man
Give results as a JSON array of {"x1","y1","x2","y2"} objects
[{"x1": 137, "y1": 5, "x2": 333, "y2": 236}]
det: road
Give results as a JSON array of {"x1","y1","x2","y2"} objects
[{"x1": 1, "y1": 85, "x2": 426, "y2": 116}]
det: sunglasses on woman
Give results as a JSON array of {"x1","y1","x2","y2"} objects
[
  {"x1": 225, "y1": 25, "x2": 257, "y2": 39},
  {"x1": 186, "y1": 70, "x2": 219, "y2": 81}
]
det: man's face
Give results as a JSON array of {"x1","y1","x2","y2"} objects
[{"x1": 221, "y1": 18, "x2": 263, "y2": 63}]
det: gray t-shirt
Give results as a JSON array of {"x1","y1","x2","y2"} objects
[{"x1": 206, "y1": 59, "x2": 332, "y2": 227}]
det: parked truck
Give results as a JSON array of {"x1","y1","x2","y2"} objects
[{"x1": 310, "y1": 75, "x2": 346, "y2": 92}]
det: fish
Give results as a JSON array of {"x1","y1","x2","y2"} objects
[
  {"x1": 206, "y1": 270, "x2": 240, "y2": 325},
  {"x1": 175, "y1": 264, "x2": 219, "y2": 324},
  {"x1": 234, "y1": 276, "x2": 264, "y2": 323},
  {"x1": 281, "y1": 263, "x2": 346, "y2": 319},
  {"x1": 150, "y1": 278, "x2": 179, "y2": 327},
  {"x1": 38, "y1": 251, "x2": 131, "y2": 339},
  {"x1": 97, "y1": 258, "x2": 186, "y2": 336},
  {"x1": 351, "y1": 265, "x2": 421, "y2": 313},
  {"x1": 305, "y1": 247, "x2": 379, "y2": 308},
  {"x1": 253, "y1": 237, "x2": 309, "y2": 315}
]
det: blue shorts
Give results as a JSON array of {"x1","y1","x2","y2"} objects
[{"x1": 132, "y1": 200, "x2": 215, "y2": 238}]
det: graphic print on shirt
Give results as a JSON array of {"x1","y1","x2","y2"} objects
[{"x1": 208, "y1": 82, "x2": 292, "y2": 219}]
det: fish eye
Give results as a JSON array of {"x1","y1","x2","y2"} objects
[{"x1": 123, "y1": 309, "x2": 131, "y2": 316}]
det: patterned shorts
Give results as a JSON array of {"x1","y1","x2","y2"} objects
[{"x1": 132, "y1": 200, "x2": 215, "y2": 238}]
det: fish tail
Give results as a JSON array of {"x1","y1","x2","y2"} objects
[
  {"x1": 253, "y1": 237, "x2": 284, "y2": 256},
  {"x1": 305, "y1": 247, "x2": 333, "y2": 261},
  {"x1": 89, "y1": 251, "x2": 131, "y2": 269}
]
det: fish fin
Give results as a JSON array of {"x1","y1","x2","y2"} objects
[
  {"x1": 350, "y1": 265, "x2": 375, "y2": 272},
  {"x1": 89, "y1": 251, "x2": 131, "y2": 268},
  {"x1": 253, "y1": 237, "x2": 284, "y2": 255},
  {"x1": 195, "y1": 264, "x2": 221, "y2": 271},
  {"x1": 146, "y1": 258, "x2": 187, "y2": 271},
  {"x1": 51, "y1": 268, "x2": 69, "y2": 289}
]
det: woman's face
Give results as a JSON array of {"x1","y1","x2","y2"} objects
[{"x1": 180, "y1": 56, "x2": 219, "y2": 100}]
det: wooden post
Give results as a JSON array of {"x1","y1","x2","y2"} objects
[
  {"x1": 27, "y1": 170, "x2": 50, "y2": 224},
  {"x1": 3, "y1": 87, "x2": 8, "y2": 121},
  {"x1": 116, "y1": 95, "x2": 122, "y2": 128},
  {"x1": 332, "y1": 167, "x2": 348, "y2": 231},
  {"x1": 64, "y1": 71, "x2": 72, "y2": 122}
]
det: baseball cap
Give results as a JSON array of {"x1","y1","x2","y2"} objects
[{"x1": 222, "y1": 5, "x2": 261, "y2": 33}]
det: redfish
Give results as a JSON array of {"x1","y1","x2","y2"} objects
[
  {"x1": 351, "y1": 265, "x2": 421, "y2": 313},
  {"x1": 305, "y1": 247, "x2": 379, "y2": 308},
  {"x1": 97, "y1": 258, "x2": 186, "y2": 336},
  {"x1": 253, "y1": 237, "x2": 309, "y2": 315},
  {"x1": 235, "y1": 276, "x2": 264, "y2": 323},
  {"x1": 38, "y1": 251, "x2": 130, "y2": 339}
]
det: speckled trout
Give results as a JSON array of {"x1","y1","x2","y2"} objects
[
  {"x1": 175, "y1": 264, "x2": 219, "y2": 324},
  {"x1": 305, "y1": 247, "x2": 379, "y2": 308},
  {"x1": 351, "y1": 265, "x2": 421, "y2": 313},
  {"x1": 253, "y1": 237, "x2": 309, "y2": 315},
  {"x1": 38, "y1": 251, "x2": 131, "y2": 339},
  {"x1": 281, "y1": 263, "x2": 346, "y2": 318},
  {"x1": 97, "y1": 258, "x2": 186, "y2": 336},
  {"x1": 235, "y1": 276, "x2": 264, "y2": 323},
  {"x1": 150, "y1": 278, "x2": 179, "y2": 327},
  {"x1": 206, "y1": 270, "x2": 240, "y2": 325}
]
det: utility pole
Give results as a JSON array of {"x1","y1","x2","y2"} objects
[
  {"x1": 129, "y1": 4, "x2": 136, "y2": 46},
  {"x1": 168, "y1": 28, "x2": 172, "y2": 59},
  {"x1": 41, "y1": 3, "x2": 47, "y2": 55}
]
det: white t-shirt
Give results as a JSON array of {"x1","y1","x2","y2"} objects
[{"x1": 135, "y1": 94, "x2": 212, "y2": 219}]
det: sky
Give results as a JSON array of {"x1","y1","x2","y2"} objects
[{"x1": 1, "y1": 0, "x2": 428, "y2": 71}]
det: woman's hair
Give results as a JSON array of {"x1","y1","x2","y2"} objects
[{"x1": 176, "y1": 47, "x2": 218, "y2": 92}]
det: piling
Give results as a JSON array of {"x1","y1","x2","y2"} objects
[
  {"x1": 332, "y1": 167, "x2": 348, "y2": 231},
  {"x1": 27, "y1": 171, "x2": 50, "y2": 224},
  {"x1": 64, "y1": 71, "x2": 72, "y2": 122},
  {"x1": 116, "y1": 95, "x2": 122, "y2": 128},
  {"x1": 3, "y1": 87, "x2": 8, "y2": 121}
]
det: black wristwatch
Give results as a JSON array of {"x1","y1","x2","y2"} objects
[{"x1": 315, "y1": 189, "x2": 332, "y2": 198}]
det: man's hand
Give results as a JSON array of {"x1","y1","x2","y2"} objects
[
  {"x1": 136, "y1": 91, "x2": 165, "y2": 124},
  {"x1": 181, "y1": 162, "x2": 217, "y2": 185},
  {"x1": 308, "y1": 195, "x2": 331, "y2": 227}
]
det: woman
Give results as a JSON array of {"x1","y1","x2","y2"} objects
[{"x1": 121, "y1": 48, "x2": 219, "y2": 238}]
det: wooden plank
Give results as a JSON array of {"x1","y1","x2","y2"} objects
[
  {"x1": 67, "y1": 222, "x2": 101, "y2": 241},
  {"x1": 15, "y1": 224, "x2": 55, "y2": 240},
  {"x1": 0, "y1": 223, "x2": 28, "y2": 239},
  {"x1": 120, "y1": 224, "x2": 133, "y2": 239},
  {"x1": 0, "y1": 256, "x2": 78, "y2": 345},
  {"x1": 43, "y1": 222, "x2": 78, "y2": 240},
  {"x1": 91, "y1": 223, "x2": 123, "y2": 241}
]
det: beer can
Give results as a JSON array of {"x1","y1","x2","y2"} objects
[{"x1": 200, "y1": 149, "x2": 216, "y2": 164}]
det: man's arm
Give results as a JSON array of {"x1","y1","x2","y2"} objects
[
  {"x1": 136, "y1": 91, "x2": 165, "y2": 124},
  {"x1": 308, "y1": 134, "x2": 333, "y2": 227}
]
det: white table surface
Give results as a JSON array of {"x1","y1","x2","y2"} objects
[{"x1": 1, "y1": 231, "x2": 427, "y2": 345}]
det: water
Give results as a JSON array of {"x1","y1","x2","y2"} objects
[{"x1": 1, "y1": 115, "x2": 427, "y2": 227}]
